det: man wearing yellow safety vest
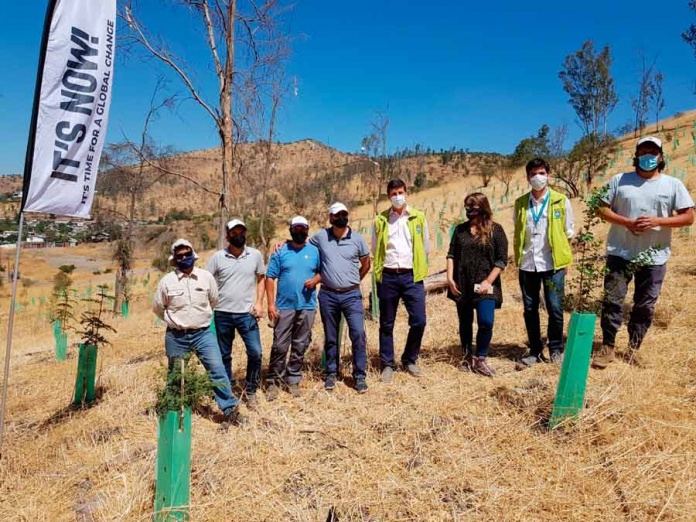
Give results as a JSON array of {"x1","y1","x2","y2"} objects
[
  {"x1": 513, "y1": 158, "x2": 574, "y2": 369},
  {"x1": 372, "y1": 179, "x2": 430, "y2": 383}
]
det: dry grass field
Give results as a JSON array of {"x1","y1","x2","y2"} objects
[{"x1": 0, "y1": 113, "x2": 695, "y2": 521}]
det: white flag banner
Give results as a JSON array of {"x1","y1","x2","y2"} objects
[{"x1": 22, "y1": 0, "x2": 116, "y2": 218}]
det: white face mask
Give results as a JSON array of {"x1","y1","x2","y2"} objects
[
  {"x1": 529, "y1": 174, "x2": 548, "y2": 191},
  {"x1": 390, "y1": 194, "x2": 406, "y2": 208}
]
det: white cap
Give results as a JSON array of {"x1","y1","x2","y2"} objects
[
  {"x1": 328, "y1": 202, "x2": 348, "y2": 215},
  {"x1": 169, "y1": 238, "x2": 199, "y2": 264},
  {"x1": 289, "y1": 215, "x2": 309, "y2": 228},
  {"x1": 226, "y1": 218, "x2": 246, "y2": 231},
  {"x1": 637, "y1": 136, "x2": 662, "y2": 150}
]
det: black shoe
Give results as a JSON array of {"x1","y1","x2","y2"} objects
[
  {"x1": 325, "y1": 374, "x2": 337, "y2": 391},
  {"x1": 355, "y1": 378, "x2": 368, "y2": 394}
]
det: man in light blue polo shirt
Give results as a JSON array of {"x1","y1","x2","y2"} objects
[
  {"x1": 207, "y1": 219, "x2": 266, "y2": 407},
  {"x1": 265, "y1": 216, "x2": 321, "y2": 400},
  {"x1": 310, "y1": 202, "x2": 371, "y2": 393},
  {"x1": 594, "y1": 136, "x2": 695, "y2": 369}
]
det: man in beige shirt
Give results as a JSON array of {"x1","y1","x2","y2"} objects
[{"x1": 153, "y1": 238, "x2": 241, "y2": 425}]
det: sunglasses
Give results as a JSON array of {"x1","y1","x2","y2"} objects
[
  {"x1": 465, "y1": 206, "x2": 481, "y2": 212},
  {"x1": 174, "y1": 251, "x2": 192, "y2": 260},
  {"x1": 333, "y1": 212, "x2": 349, "y2": 218}
]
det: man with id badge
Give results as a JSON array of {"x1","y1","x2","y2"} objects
[{"x1": 513, "y1": 158, "x2": 574, "y2": 369}]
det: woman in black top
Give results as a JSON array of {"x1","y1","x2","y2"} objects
[{"x1": 446, "y1": 192, "x2": 508, "y2": 376}]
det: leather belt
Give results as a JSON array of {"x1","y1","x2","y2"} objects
[
  {"x1": 167, "y1": 326, "x2": 207, "y2": 334},
  {"x1": 382, "y1": 267, "x2": 413, "y2": 274},
  {"x1": 321, "y1": 284, "x2": 360, "y2": 293}
]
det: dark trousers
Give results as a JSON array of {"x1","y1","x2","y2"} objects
[
  {"x1": 456, "y1": 299, "x2": 496, "y2": 357},
  {"x1": 213, "y1": 311, "x2": 263, "y2": 395},
  {"x1": 318, "y1": 289, "x2": 367, "y2": 379},
  {"x1": 601, "y1": 255, "x2": 666, "y2": 350},
  {"x1": 519, "y1": 268, "x2": 566, "y2": 355},
  {"x1": 266, "y1": 309, "x2": 316, "y2": 385},
  {"x1": 377, "y1": 272, "x2": 427, "y2": 369}
]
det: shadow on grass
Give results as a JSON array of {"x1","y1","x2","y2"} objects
[{"x1": 36, "y1": 384, "x2": 107, "y2": 430}]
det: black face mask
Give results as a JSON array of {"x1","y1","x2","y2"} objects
[
  {"x1": 465, "y1": 209, "x2": 481, "y2": 220},
  {"x1": 291, "y1": 231, "x2": 308, "y2": 244},
  {"x1": 229, "y1": 235, "x2": 246, "y2": 248},
  {"x1": 333, "y1": 217, "x2": 349, "y2": 228}
]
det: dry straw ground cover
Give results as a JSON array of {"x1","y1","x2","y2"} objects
[
  {"x1": 1, "y1": 115, "x2": 696, "y2": 520},
  {"x1": 0, "y1": 233, "x2": 695, "y2": 521}
]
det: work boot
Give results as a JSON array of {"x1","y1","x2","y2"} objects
[
  {"x1": 288, "y1": 383, "x2": 302, "y2": 398},
  {"x1": 591, "y1": 345, "x2": 615, "y2": 370},
  {"x1": 550, "y1": 351, "x2": 564, "y2": 366},
  {"x1": 355, "y1": 378, "x2": 368, "y2": 394},
  {"x1": 219, "y1": 406, "x2": 244, "y2": 431},
  {"x1": 515, "y1": 353, "x2": 542, "y2": 371},
  {"x1": 471, "y1": 356, "x2": 496, "y2": 377},
  {"x1": 457, "y1": 354, "x2": 473, "y2": 372},
  {"x1": 624, "y1": 348, "x2": 646, "y2": 368},
  {"x1": 404, "y1": 363, "x2": 423, "y2": 378},
  {"x1": 324, "y1": 374, "x2": 337, "y2": 391},
  {"x1": 265, "y1": 382, "x2": 280, "y2": 402},
  {"x1": 245, "y1": 393, "x2": 260, "y2": 410}
]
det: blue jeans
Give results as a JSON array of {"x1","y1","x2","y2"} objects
[
  {"x1": 214, "y1": 311, "x2": 263, "y2": 395},
  {"x1": 165, "y1": 328, "x2": 238, "y2": 412},
  {"x1": 377, "y1": 272, "x2": 427, "y2": 369},
  {"x1": 456, "y1": 299, "x2": 495, "y2": 357},
  {"x1": 318, "y1": 289, "x2": 367, "y2": 379},
  {"x1": 519, "y1": 269, "x2": 566, "y2": 355}
]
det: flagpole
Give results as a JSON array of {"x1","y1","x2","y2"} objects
[{"x1": 0, "y1": 213, "x2": 26, "y2": 457}]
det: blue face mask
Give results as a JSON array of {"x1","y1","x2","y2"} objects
[
  {"x1": 638, "y1": 154, "x2": 659, "y2": 172},
  {"x1": 175, "y1": 253, "x2": 195, "y2": 270}
]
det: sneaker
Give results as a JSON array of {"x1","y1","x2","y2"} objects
[
  {"x1": 266, "y1": 383, "x2": 280, "y2": 402},
  {"x1": 515, "y1": 354, "x2": 542, "y2": 371},
  {"x1": 380, "y1": 366, "x2": 394, "y2": 384},
  {"x1": 550, "y1": 351, "x2": 564, "y2": 366},
  {"x1": 245, "y1": 393, "x2": 260, "y2": 410},
  {"x1": 288, "y1": 383, "x2": 301, "y2": 398},
  {"x1": 324, "y1": 374, "x2": 337, "y2": 391},
  {"x1": 404, "y1": 363, "x2": 423, "y2": 378},
  {"x1": 471, "y1": 356, "x2": 496, "y2": 377},
  {"x1": 591, "y1": 345, "x2": 615, "y2": 370},
  {"x1": 355, "y1": 378, "x2": 368, "y2": 394},
  {"x1": 219, "y1": 406, "x2": 243, "y2": 430}
]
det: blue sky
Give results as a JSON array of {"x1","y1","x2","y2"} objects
[{"x1": 1, "y1": 0, "x2": 696, "y2": 174}]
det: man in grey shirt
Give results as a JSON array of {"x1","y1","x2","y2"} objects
[
  {"x1": 310, "y1": 202, "x2": 371, "y2": 393},
  {"x1": 207, "y1": 219, "x2": 266, "y2": 407},
  {"x1": 594, "y1": 136, "x2": 695, "y2": 369}
]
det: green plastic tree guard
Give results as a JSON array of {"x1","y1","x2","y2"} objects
[
  {"x1": 121, "y1": 301, "x2": 130, "y2": 318},
  {"x1": 53, "y1": 320, "x2": 62, "y2": 338},
  {"x1": 55, "y1": 332, "x2": 68, "y2": 361},
  {"x1": 74, "y1": 344, "x2": 98, "y2": 406},
  {"x1": 371, "y1": 272, "x2": 380, "y2": 321},
  {"x1": 549, "y1": 312, "x2": 596, "y2": 428},
  {"x1": 155, "y1": 409, "x2": 192, "y2": 522}
]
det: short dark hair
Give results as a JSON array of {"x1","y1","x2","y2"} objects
[
  {"x1": 386, "y1": 179, "x2": 406, "y2": 194},
  {"x1": 525, "y1": 158, "x2": 551, "y2": 176}
]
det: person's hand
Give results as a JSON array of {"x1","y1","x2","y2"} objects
[
  {"x1": 623, "y1": 218, "x2": 642, "y2": 235},
  {"x1": 477, "y1": 280, "x2": 492, "y2": 294},
  {"x1": 448, "y1": 279, "x2": 461, "y2": 297},
  {"x1": 251, "y1": 302, "x2": 264, "y2": 319},
  {"x1": 267, "y1": 305, "x2": 280, "y2": 323},
  {"x1": 271, "y1": 240, "x2": 287, "y2": 254},
  {"x1": 304, "y1": 278, "x2": 318, "y2": 290},
  {"x1": 634, "y1": 216, "x2": 661, "y2": 232}
]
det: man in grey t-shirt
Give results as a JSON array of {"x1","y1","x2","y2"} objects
[
  {"x1": 310, "y1": 202, "x2": 371, "y2": 393},
  {"x1": 594, "y1": 136, "x2": 695, "y2": 369},
  {"x1": 207, "y1": 219, "x2": 266, "y2": 406}
]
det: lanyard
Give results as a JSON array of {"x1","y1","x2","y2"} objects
[{"x1": 529, "y1": 192, "x2": 550, "y2": 225}]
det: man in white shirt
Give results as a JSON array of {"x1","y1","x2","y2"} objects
[
  {"x1": 513, "y1": 158, "x2": 574, "y2": 368},
  {"x1": 372, "y1": 179, "x2": 430, "y2": 383},
  {"x1": 153, "y1": 238, "x2": 241, "y2": 425}
]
